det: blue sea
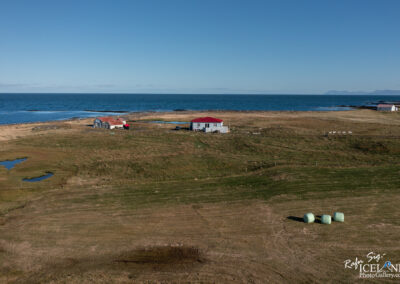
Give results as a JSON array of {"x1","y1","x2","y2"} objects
[{"x1": 0, "y1": 93, "x2": 399, "y2": 125}]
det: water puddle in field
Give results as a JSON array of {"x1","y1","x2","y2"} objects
[
  {"x1": 0, "y1": 158, "x2": 27, "y2": 170},
  {"x1": 145, "y1": 121, "x2": 189, "y2": 124},
  {"x1": 23, "y1": 172, "x2": 54, "y2": 182}
]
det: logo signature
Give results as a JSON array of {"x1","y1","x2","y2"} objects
[{"x1": 344, "y1": 252, "x2": 400, "y2": 278}]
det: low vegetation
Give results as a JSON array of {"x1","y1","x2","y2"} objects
[{"x1": 0, "y1": 110, "x2": 399, "y2": 282}]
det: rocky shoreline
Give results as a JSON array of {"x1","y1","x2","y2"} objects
[{"x1": 338, "y1": 100, "x2": 400, "y2": 110}]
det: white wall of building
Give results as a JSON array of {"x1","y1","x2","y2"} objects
[{"x1": 190, "y1": 122, "x2": 229, "y2": 133}]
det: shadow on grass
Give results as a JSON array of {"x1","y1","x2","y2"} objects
[
  {"x1": 287, "y1": 216, "x2": 303, "y2": 222},
  {"x1": 22, "y1": 245, "x2": 205, "y2": 282},
  {"x1": 287, "y1": 216, "x2": 322, "y2": 224},
  {"x1": 315, "y1": 215, "x2": 323, "y2": 223}
]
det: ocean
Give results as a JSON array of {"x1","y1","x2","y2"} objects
[{"x1": 0, "y1": 93, "x2": 399, "y2": 125}]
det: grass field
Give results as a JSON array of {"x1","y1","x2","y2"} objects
[{"x1": 1, "y1": 110, "x2": 400, "y2": 283}]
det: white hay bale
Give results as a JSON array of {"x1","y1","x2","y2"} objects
[
  {"x1": 321, "y1": 214, "x2": 331, "y2": 224},
  {"x1": 303, "y1": 213, "x2": 315, "y2": 223},
  {"x1": 334, "y1": 212, "x2": 344, "y2": 222}
]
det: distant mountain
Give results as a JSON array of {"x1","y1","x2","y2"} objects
[
  {"x1": 325, "y1": 90, "x2": 369, "y2": 95},
  {"x1": 325, "y1": 90, "x2": 400, "y2": 95}
]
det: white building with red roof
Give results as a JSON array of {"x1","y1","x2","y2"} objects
[
  {"x1": 190, "y1": 117, "x2": 229, "y2": 133},
  {"x1": 377, "y1": 104, "x2": 398, "y2": 112},
  {"x1": 93, "y1": 117, "x2": 126, "y2": 129}
]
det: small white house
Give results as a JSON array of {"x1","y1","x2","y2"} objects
[
  {"x1": 93, "y1": 117, "x2": 126, "y2": 129},
  {"x1": 190, "y1": 117, "x2": 229, "y2": 133},
  {"x1": 377, "y1": 104, "x2": 398, "y2": 112}
]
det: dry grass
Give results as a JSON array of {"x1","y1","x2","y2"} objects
[{"x1": 0, "y1": 110, "x2": 400, "y2": 283}]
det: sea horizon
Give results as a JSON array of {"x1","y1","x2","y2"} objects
[{"x1": 2, "y1": 92, "x2": 400, "y2": 96}]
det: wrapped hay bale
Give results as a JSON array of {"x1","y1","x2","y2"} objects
[
  {"x1": 303, "y1": 213, "x2": 315, "y2": 223},
  {"x1": 333, "y1": 212, "x2": 344, "y2": 222},
  {"x1": 321, "y1": 214, "x2": 331, "y2": 224}
]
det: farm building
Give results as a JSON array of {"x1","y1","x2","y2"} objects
[
  {"x1": 93, "y1": 117, "x2": 126, "y2": 129},
  {"x1": 190, "y1": 117, "x2": 229, "y2": 133},
  {"x1": 377, "y1": 104, "x2": 398, "y2": 112}
]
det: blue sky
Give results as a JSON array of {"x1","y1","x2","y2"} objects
[{"x1": 0, "y1": 0, "x2": 399, "y2": 94}]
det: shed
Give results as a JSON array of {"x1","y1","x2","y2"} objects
[{"x1": 377, "y1": 104, "x2": 398, "y2": 112}]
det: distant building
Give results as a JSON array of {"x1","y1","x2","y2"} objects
[
  {"x1": 377, "y1": 104, "x2": 398, "y2": 112},
  {"x1": 190, "y1": 117, "x2": 229, "y2": 133},
  {"x1": 93, "y1": 117, "x2": 126, "y2": 129}
]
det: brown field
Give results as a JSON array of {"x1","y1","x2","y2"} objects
[{"x1": 1, "y1": 110, "x2": 400, "y2": 283}]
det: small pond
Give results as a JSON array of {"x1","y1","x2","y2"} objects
[
  {"x1": 0, "y1": 158, "x2": 27, "y2": 170},
  {"x1": 23, "y1": 172, "x2": 54, "y2": 182},
  {"x1": 145, "y1": 121, "x2": 189, "y2": 125}
]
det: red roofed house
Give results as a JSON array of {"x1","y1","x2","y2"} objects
[
  {"x1": 93, "y1": 117, "x2": 127, "y2": 129},
  {"x1": 377, "y1": 104, "x2": 398, "y2": 112},
  {"x1": 190, "y1": 117, "x2": 229, "y2": 133}
]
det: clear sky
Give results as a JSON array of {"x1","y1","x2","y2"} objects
[{"x1": 0, "y1": 0, "x2": 399, "y2": 94}]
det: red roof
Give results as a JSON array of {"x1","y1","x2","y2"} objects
[
  {"x1": 191, "y1": 117, "x2": 223, "y2": 123},
  {"x1": 98, "y1": 117, "x2": 124, "y2": 125},
  {"x1": 377, "y1": 104, "x2": 394, "y2": 107}
]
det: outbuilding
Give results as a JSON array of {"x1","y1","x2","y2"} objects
[
  {"x1": 93, "y1": 117, "x2": 126, "y2": 129},
  {"x1": 377, "y1": 104, "x2": 398, "y2": 112},
  {"x1": 190, "y1": 117, "x2": 229, "y2": 133}
]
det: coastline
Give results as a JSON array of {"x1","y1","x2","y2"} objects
[
  {"x1": 1, "y1": 109, "x2": 399, "y2": 142},
  {"x1": 0, "y1": 109, "x2": 348, "y2": 127},
  {"x1": 3, "y1": 93, "x2": 400, "y2": 125}
]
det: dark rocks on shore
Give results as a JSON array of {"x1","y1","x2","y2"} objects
[
  {"x1": 337, "y1": 100, "x2": 400, "y2": 110},
  {"x1": 344, "y1": 105, "x2": 377, "y2": 110},
  {"x1": 84, "y1": 110, "x2": 128, "y2": 113}
]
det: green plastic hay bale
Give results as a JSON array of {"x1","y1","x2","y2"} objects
[
  {"x1": 333, "y1": 212, "x2": 344, "y2": 222},
  {"x1": 321, "y1": 214, "x2": 332, "y2": 224},
  {"x1": 303, "y1": 213, "x2": 315, "y2": 223}
]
